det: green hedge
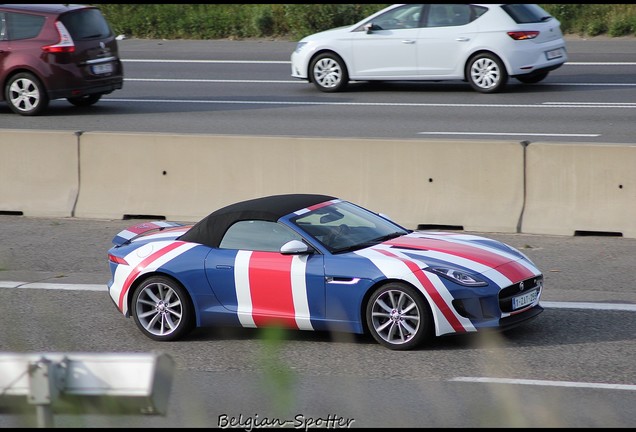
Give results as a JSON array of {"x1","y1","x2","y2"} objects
[{"x1": 95, "y1": 4, "x2": 636, "y2": 41}]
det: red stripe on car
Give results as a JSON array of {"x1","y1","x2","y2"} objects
[{"x1": 248, "y1": 252, "x2": 298, "y2": 328}]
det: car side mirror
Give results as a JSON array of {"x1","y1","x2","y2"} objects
[{"x1": 280, "y1": 240, "x2": 311, "y2": 255}]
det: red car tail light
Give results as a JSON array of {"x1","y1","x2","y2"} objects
[
  {"x1": 42, "y1": 21, "x2": 75, "y2": 53},
  {"x1": 109, "y1": 254, "x2": 128, "y2": 265},
  {"x1": 507, "y1": 31, "x2": 540, "y2": 40}
]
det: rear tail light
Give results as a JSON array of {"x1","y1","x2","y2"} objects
[
  {"x1": 42, "y1": 21, "x2": 75, "y2": 53},
  {"x1": 507, "y1": 31, "x2": 540, "y2": 40},
  {"x1": 108, "y1": 253, "x2": 128, "y2": 265}
]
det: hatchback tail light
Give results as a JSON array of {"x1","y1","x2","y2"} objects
[
  {"x1": 42, "y1": 21, "x2": 75, "y2": 53},
  {"x1": 507, "y1": 31, "x2": 540, "y2": 41}
]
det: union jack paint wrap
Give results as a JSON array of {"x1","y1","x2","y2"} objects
[{"x1": 107, "y1": 194, "x2": 544, "y2": 348}]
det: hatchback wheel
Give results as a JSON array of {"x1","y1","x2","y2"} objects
[
  {"x1": 366, "y1": 282, "x2": 432, "y2": 350},
  {"x1": 467, "y1": 53, "x2": 508, "y2": 93},
  {"x1": 131, "y1": 276, "x2": 195, "y2": 341},
  {"x1": 67, "y1": 94, "x2": 102, "y2": 107},
  {"x1": 310, "y1": 52, "x2": 349, "y2": 92},
  {"x1": 5, "y1": 72, "x2": 49, "y2": 116}
]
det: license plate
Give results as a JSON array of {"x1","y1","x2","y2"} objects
[
  {"x1": 512, "y1": 289, "x2": 538, "y2": 310},
  {"x1": 92, "y1": 63, "x2": 113, "y2": 75},
  {"x1": 545, "y1": 48, "x2": 563, "y2": 60}
]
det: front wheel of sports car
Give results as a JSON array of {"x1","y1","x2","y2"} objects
[
  {"x1": 131, "y1": 276, "x2": 195, "y2": 341},
  {"x1": 467, "y1": 53, "x2": 508, "y2": 93},
  {"x1": 366, "y1": 283, "x2": 433, "y2": 350}
]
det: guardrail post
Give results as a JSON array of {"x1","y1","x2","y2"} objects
[{"x1": 27, "y1": 357, "x2": 62, "y2": 428}]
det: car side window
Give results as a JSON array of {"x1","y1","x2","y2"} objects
[
  {"x1": 6, "y1": 12, "x2": 45, "y2": 40},
  {"x1": 0, "y1": 13, "x2": 6, "y2": 40},
  {"x1": 366, "y1": 4, "x2": 424, "y2": 31},
  {"x1": 426, "y1": 4, "x2": 473, "y2": 27},
  {"x1": 219, "y1": 220, "x2": 302, "y2": 252}
]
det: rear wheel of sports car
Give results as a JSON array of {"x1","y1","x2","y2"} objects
[
  {"x1": 466, "y1": 53, "x2": 508, "y2": 93},
  {"x1": 5, "y1": 72, "x2": 49, "y2": 116},
  {"x1": 366, "y1": 283, "x2": 432, "y2": 350},
  {"x1": 131, "y1": 276, "x2": 195, "y2": 341},
  {"x1": 310, "y1": 52, "x2": 349, "y2": 92}
]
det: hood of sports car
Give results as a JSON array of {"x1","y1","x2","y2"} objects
[
  {"x1": 384, "y1": 232, "x2": 526, "y2": 263},
  {"x1": 360, "y1": 231, "x2": 539, "y2": 286}
]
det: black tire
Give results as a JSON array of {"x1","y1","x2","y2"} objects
[
  {"x1": 516, "y1": 72, "x2": 549, "y2": 84},
  {"x1": 131, "y1": 275, "x2": 195, "y2": 341},
  {"x1": 366, "y1": 282, "x2": 433, "y2": 350},
  {"x1": 67, "y1": 93, "x2": 102, "y2": 107},
  {"x1": 4, "y1": 72, "x2": 49, "y2": 116},
  {"x1": 466, "y1": 53, "x2": 508, "y2": 93},
  {"x1": 310, "y1": 52, "x2": 349, "y2": 92}
]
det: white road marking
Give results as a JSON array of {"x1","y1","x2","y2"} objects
[
  {"x1": 417, "y1": 132, "x2": 601, "y2": 137},
  {"x1": 0, "y1": 281, "x2": 106, "y2": 291},
  {"x1": 122, "y1": 59, "x2": 636, "y2": 66},
  {"x1": 450, "y1": 377, "x2": 636, "y2": 391},
  {"x1": 99, "y1": 98, "x2": 636, "y2": 109},
  {"x1": 1, "y1": 281, "x2": 634, "y2": 311}
]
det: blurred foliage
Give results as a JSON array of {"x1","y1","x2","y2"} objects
[
  {"x1": 94, "y1": 4, "x2": 636, "y2": 40},
  {"x1": 540, "y1": 4, "x2": 636, "y2": 37}
]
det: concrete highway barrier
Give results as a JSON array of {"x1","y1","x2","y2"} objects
[
  {"x1": 3, "y1": 130, "x2": 635, "y2": 238},
  {"x1": 0, "y1": 129, "x2": 78, "y2": 218},
  {"x1": 73, "y1": 133, "x2": 524, "y2": 232},
  {"x1": 522, "y1": 142, "x2": 636, "y2": 238}
]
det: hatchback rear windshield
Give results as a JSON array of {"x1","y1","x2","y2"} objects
[
  {"x1": 501, "y1": 4, "x2": 553, "y2": 24},
  {"x1": 60, "y1": 8, "x2": 113, "y2": 40}
]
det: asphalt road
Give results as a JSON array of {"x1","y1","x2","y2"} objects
[{"x1": 0, "y1": 36, "x2": 635, "y2": 143}]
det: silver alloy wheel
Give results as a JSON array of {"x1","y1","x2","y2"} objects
[
  {"x1": 370, "y1": 288, "x2": 421, "y2": 346},
  {"x1": 135, "y1": 280, "x2": 184, "y2": 337},
  {"x1": 313, "y1": 57, "x2": 343, "y2": 89},
  {"x1": 8, "y1": 77, "x2": 41, "y2": 113},
  {"x1": 469, "y1": 57, "x2": 502, "y2": 90}
]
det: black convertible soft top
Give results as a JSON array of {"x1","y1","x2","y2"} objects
[{"x1": 179, "y1": 193, "x2": 336, "y2": 248}]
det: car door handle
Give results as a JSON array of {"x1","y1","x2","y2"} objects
[
  {"x1": 401, "y1": 40, "x2": 416, "y2": 44},
  {"x1": 456, "y1": 37, "x2": 470, "y2": 42},
  {"x1": 216, "y1": 265, "x2": 233, "y2": 269}
]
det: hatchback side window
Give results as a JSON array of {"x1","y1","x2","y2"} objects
[
  {"x1": 6, "y1": 12, "x2": 45, "y2": 40},
  {"x1": 0, "y1": 13, "x2": 6, "y2": 40},
  {"x1": 363, "y1": 4, "x2": 424, "y2": 31},
  {"x1": 219, "y1": 220, "x2": 302, "y2": 252},
  {"x1": 426, "y1": 4, "x2": 474, "y2": 27}
]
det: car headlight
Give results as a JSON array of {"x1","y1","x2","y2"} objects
[
  {"x1": 425, "y1": 267, "x2": 488, "y2": 287},
  {"x1": 294, "y1": 42, "x2": 308, "y2": 53}
]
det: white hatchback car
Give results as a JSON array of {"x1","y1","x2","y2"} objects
[{"x1": 290, "y1": 3, "x2": 568, "y2": 93}]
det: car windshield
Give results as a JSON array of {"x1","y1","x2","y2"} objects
[{"x1": 291, "y1": 201, "x2": 410, "y2": 253}]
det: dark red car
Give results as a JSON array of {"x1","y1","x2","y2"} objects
[{"x1": 0, "y1": 4, "x2": 124, "y2": 116}]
